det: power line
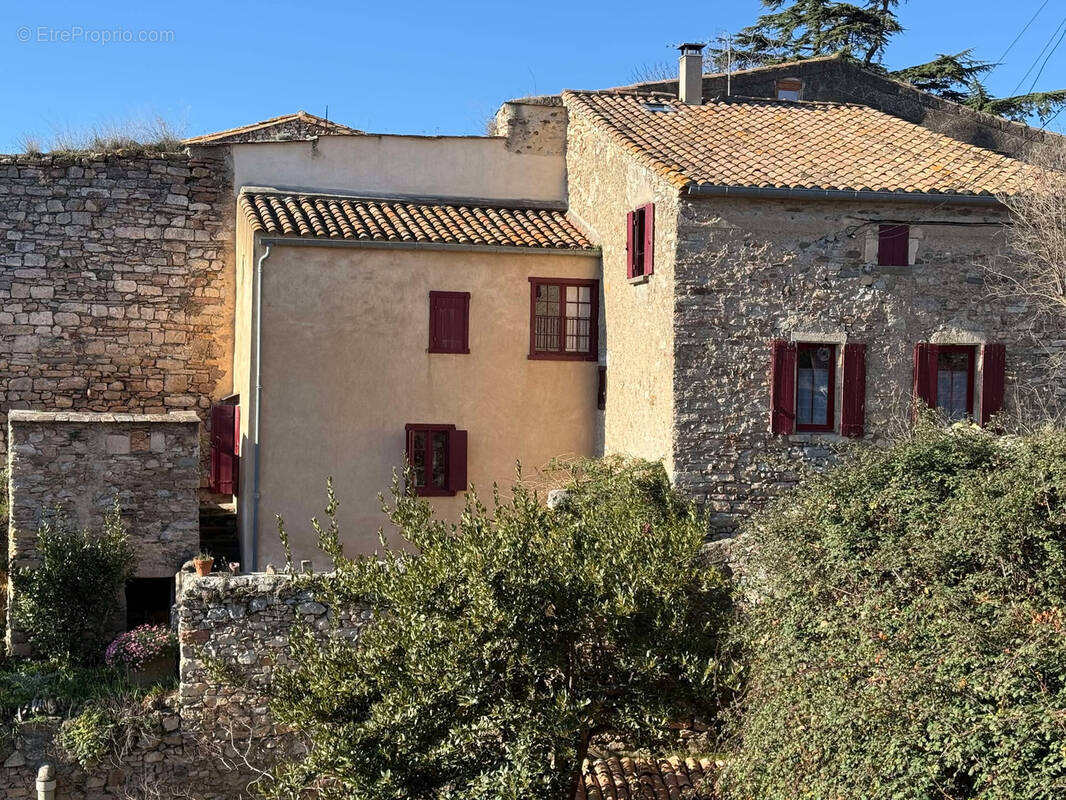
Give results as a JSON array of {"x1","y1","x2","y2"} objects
[
  {"x1": 1008, "y1": 13, "x2": 1066, "y2": 97},
  {"x1": 988, "y1": 0, "x2": 1051, "y2": 77},
  {"x1": 1023, "y1": 25, "x2": 1066, "y2": 98}
]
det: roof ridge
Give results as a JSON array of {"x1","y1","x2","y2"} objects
[
  {"x1": 184, "y1": 111, "x2": 363, "y2": 145},
  {"x1": 237, "y1": 187, "x2": 570, "y2": 212}
]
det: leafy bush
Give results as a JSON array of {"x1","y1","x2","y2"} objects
[
  {"x1": 0, "y1": 661, "x2": 128, "y2": 721},
  {"x1": 58, "y1": 692, "x2": 162, "y2": 767},
  {"x1": 268, "y1": 459, "x2": 734, "y2": 800},
  {"x1": 12, "y1": 503, "x2": 136, "y2": 665},
  {"x1": 721, "y1": 425, "x2": 1066, "y2": 799},
  {"x1": 105, "y1": 625, "x2": 176, "y2": 670}
]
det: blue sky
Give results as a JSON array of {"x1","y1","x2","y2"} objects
[{"x1": 2, "y1": 0, "x2": 1064, "y2": 152}]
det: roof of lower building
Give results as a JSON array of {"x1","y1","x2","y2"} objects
[
  {"x1": 239, "y1": 190, "x2": 595, "y2": 250},
  {"x1": 578, "y1": 757, "x2": 718, "y2": 800},
  {"x1": 184, "y1": 111, "x2": 363, "y2": 145},
  {"x1": 562, "y1": 90, "x2": 1041, "y2": 198}
]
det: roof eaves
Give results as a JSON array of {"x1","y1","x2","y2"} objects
[{"x1": 683, "y1": 182, "x2": 1005, "y2": 206}]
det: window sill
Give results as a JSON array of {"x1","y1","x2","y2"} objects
[
  {"x1": 413, "y1": 488, "x2": 458, "y2": 498},
  {"x1": 528, "y1": 352, "x2": 598, "y2": 362},
  {"x1": 627, "y1": 274, "x2": 650, "y2": 285},
  {"x1": 427, "y1": 348, "x2": 470, "y2": 355}
]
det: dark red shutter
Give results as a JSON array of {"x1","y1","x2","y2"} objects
[
  {"x1": 625, "y1": 211, "x2": 635, "y2": 279},
  {"x1": 980, "y1": 343, "x2": 1006, "y2": 426},
  {"x1": 878, "y1": 225, "x2": 909, "y2": 267},
  {"x1": 770, "y1": 339, "x2": 797, "y2": 435},
  {"x1": 231, "y1": 405, "x2": 240, "y2": 496},
  {"x1": 209, "y1": 404, "x2": 237, "y2": 495},
  {"x1": 429, "y1": 292, "x2": 470, "y2": 354},
  {"x1": 840, "y1": 343, "x2": 867, "y2": 438},
  {"x1": 913, "y1": 343, "x2": 938, "y2": 410},
  {"x1": 642, "y1": 203, "x2": 655, "y2": 276},
  {"x1": 597, "y1": 366, "x2": 607, "y2": 410},
  {"x1": 447, "y1": 429, "x2": 468, "y2": 494}
]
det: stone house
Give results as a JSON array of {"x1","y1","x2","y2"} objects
[{"x1": 3, "y1": 49, "x2": 1064, "y2": 576}]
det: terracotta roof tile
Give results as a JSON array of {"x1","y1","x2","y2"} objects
[
  {"x1": 577, "y1": 757, "x2": 718, "y2": 800},
  {"x1": 184, "y1": 111, "x2": 363, "y2": 145},
  {"x1": 240, "y1": 191, "x2": 594, "y2": 251},
  {"x1": 562, "y1": 91, "x2": 1041, "y2": 197}
]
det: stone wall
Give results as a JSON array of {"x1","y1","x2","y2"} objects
[
  {"x1": 671, "y1": 196, "x2": 1065, "y2": 533},
  {"x1": 177, "y1": 572, "x2": 367, "y2": 745},
  {"x1": 0, "y1": 150, "x2": 235, "y2": 474},
  {"x1": 6, "y1": 410, "x2": 201, "y2": 654}
]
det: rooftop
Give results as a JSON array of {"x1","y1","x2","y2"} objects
[
  {"x1": 562, "y1": 91, "x2": 1042, "y2": 198},
  {"x1": 184, "y1": 111, "x2": 363, "y2": 145},
  {"x1": 578, "y1": 756, "x2": 718, "y2": 800},
  {"x1": 239, "y1": 190, "x2": 594, "y2": 251}
]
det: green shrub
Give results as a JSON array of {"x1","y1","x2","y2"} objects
[
  {"x1": 721, "y1": 425, "x2": 1066, "y2": 799},
  {"x1": 0, "y1": 661, "x2": 128, "y2": 720},
  {"x1": 12, "y1": 503, "x2": 136, "y2": 665},
  {"x1": 268, "y1": 459, "x2": 734, "y2": 800},
  {"x1": 58, "y1": 693, "x2": 160, "y2": 767}
]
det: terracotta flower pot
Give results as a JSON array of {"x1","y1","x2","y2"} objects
[{"x1": 193, "y1": 557, "x2": 213, "y2": 577}]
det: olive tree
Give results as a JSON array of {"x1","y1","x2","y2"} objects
[{"x1": 268, "y1": 459, "x2": 733, "y2": 800}]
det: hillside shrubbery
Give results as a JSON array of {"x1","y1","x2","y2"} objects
[{"x1": 722, "y1": 425, "x2": 1066, "y2": 799}]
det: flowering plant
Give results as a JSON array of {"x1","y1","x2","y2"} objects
[{"x1": 104, "y1": 625, "x2": 176, "y2": 671}]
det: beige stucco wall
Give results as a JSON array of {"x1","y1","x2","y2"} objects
[
  {"x1": 234, "y1": 228, "x2": 602, "y2": 567},
  {"x1": 229, "y1": 134, "x2": 567, "y2": 204},
  {"x1": 564, "y1": 108, "x2": 679, "y2": 471}
]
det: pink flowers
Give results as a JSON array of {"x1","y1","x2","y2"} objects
[{"x1": 104, "y1": 624, "x2": 177, "y2": 670}]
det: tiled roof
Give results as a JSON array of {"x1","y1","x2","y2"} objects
[
  {"x1": 184, "y1": 111, "x2": 362, "y2": 144},
  {"x1": 239, "y1": 191, "x2": 595, "y2": 250},
  {"x1": 578, "y1": 757, "x2": 717, "y2": 800},
  {"x1": 562, "y1": 91, "x2": 1041, "y2": 197}
]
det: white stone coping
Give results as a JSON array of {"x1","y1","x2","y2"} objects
[{"x1": 7, "y1": 410, "x2": 201, "y2": 425}]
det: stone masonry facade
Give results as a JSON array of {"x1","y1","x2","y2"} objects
[
  {"x1": 671, "y1": 196, "x2": 1066, "y2": 532},
  {"x1": 6, "y1": 411, "x2": 201, "y2": 654},
  {"x1": 0, "y1": 150, "x2": 235, "y2": 478}
]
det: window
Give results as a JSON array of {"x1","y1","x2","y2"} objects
[
  {"x1": 405, "y1": 424, "x2": 467, "y2": 496},
  {"x1": 428, "y1": 291, "x2": 470, "y2": 354},
  {"x1": 878, "y1": 224, "x2": 910, "y2": 267},
  {"x1": 626, "y1": 204, "x2": 654, "y2": 279},
  {"x1": 914, "y1": 343, "x2": 985, "y2": 421},
  {"x1": 528, "y1": 278, "x2": 598, "y2": 360},
  {"x1": 776, "y1": 78, "x2": 803, "y2": 101},
  {"x1": 795, "y1": 343, "x2": 836, "y2": 431},
  {"x1": 936, "y1": 345, "x2": 975, "y2": 420},
  {"x1": 771, "y1": 340, "x2": 866, "y2": 437}
]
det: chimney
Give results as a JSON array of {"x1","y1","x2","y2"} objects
[{"x1": 678, "y1": 43, "x2": 705, "y2": 105}]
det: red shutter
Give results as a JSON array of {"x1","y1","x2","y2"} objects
[
  {"x1": 642, "y1": 203, "x2": 655, "y2": 276},
  {"x1": 447, "y1": 429, "x2": 468, "y2": 494},
  {"x1": 840, "y1": 343, "x2": 867, "y2": 438},
  {"x1": 428, "y1": 292, "x2": 470, "y2": 354},
  {"x1": 625, "y1": 210, "x2": 635, "y2": 279},
  {"x1": 597, "y1": 366, "x2": 607, "y2": 411},
  {"x1": 913, "y1": 343, "x2": 938, "y2": 410},
  {"x1": 770, "y1": 339, "x2": 797, "y2": 435},
  {"x1": 878, "y1": 225, "x2": 909, "y2": 267},
  {"x1": 209, "y1": 404, "x2": 238, "y2": 495},
  {"x1": 980, "y1": 343, "x2": 1006, "y2": 426}
]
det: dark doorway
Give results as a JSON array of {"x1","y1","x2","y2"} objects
[{"x1": 126, "y1": 577, "x2": 174, "y2": 629}]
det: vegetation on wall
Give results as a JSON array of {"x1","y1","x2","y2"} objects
[
  {"x1": 720, "y1": 425, "x2": 1066, "y2": 798},
  {"x1": 12, "y1": 503, "x2": 136, "y2": 666},
  {"x1": 267, "y1": 460, "x2": 735, "y2": 800}
]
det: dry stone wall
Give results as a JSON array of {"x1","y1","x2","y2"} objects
[
  {"x1": 0, "y1": 149, "x2": 235, "y2": 474},
  {"x1": 177, "y1": 572, "x2": 367, "y2": 746}
]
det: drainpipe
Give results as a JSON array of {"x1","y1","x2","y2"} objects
[{"x1": 250, "y1": 244, "x2": 271, "y2": 572}]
